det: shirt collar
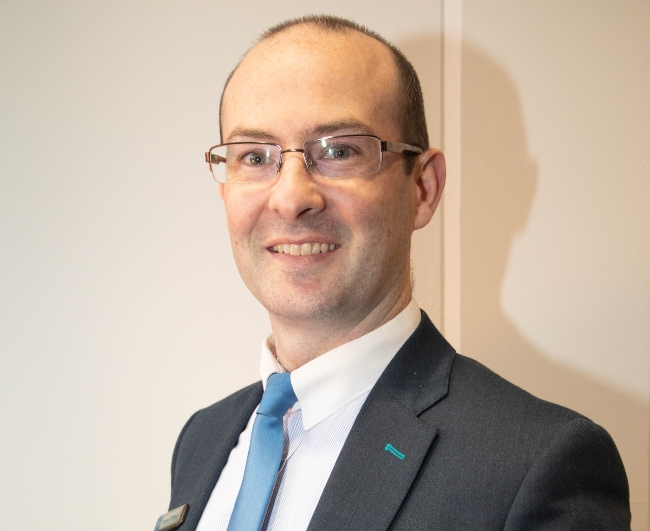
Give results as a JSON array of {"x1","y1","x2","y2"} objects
[{"x1": 260, "y1": 299, "x2": 421, "y2": 430}]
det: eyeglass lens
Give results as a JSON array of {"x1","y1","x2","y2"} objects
[{"x1": 209, "y1": 136, "x2": 382, "y2": 183}]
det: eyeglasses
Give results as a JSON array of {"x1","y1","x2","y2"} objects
[{"x1": 204, "y1": 134, "x2": 423, "y2": 184}]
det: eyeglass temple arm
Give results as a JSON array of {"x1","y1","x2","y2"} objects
[
  {"x1": 382, "y1": 141, "x2": 423, "y2": 155},
  {"x1": 205, "y1": 152, "x2": 226, "y2": 165}
]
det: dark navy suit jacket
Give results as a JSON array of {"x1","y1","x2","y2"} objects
[{"x1": 168, "y1": 312, "x2": 630, "y2": 530}]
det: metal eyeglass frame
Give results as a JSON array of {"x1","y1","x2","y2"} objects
[{"x1": 204, "y1": 134, "x2": 423, "y2": 182}]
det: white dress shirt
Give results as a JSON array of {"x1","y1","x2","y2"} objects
[{"x1": 196, "y1": 300, "x2": 421, "y2": 531}]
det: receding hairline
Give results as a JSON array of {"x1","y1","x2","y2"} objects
[
  {"x1": 258, "y1": 15, "x2": 392, "y2": 49},
  {"x1": 220, "y1": 18, "x2": 405, "y2": 139}
]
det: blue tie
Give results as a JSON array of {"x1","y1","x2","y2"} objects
[{"x1": 227, "y1": 373, "x2": 297, "y2": 531}]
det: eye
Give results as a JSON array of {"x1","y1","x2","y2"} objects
[
  {"x1": 323, "y1": 144, "x2": 355, "y2": 159},
  {"x1": 240, "y1": 150, "x2": 272, "y2": 166},
  {"x1": 248, "y1": 153, "x2": 264, "y2": 165}
]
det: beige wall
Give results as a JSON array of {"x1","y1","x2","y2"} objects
[
  {"x1": 1, "y1": 0, "x2": 647, "y2": 529},
  {"x1": 458, "y1": 1, "x2": 650, "y2": 529}
]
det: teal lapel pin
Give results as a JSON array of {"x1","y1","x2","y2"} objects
[{"x1": 385, "y1": 443, "x2": 405, "y2": 460}]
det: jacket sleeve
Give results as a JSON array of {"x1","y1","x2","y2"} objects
[{"x1": 503, "y1": 417, "x2": 630, "y2": 530}]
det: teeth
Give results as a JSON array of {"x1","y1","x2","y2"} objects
[{"x1": 272, "y1": 243, "x2": 338, "y2": 255}]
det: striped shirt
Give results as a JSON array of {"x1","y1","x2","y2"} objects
[{"x1": 196, "y1": 300, "x2": 421, "y2": 531}]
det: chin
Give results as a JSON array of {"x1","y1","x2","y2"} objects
[{"x1": 256, "y1": 289, "x2": 354, "y2": 324}]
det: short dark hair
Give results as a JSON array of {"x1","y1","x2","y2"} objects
[{"x1": 219, "y1": 14, "x2": 428, "y2": 174}]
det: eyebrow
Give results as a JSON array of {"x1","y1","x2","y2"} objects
[
  {"x1": 226, "y1": 128, "x2": 279, "y2": 143},
  {"x1": 305, "y1": 120, "x2": 375, "y2": 138},
  {"x1": 225, "y1": 120, "x2": 376, "y2": 144}
]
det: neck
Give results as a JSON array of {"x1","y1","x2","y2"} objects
[{"x1": 268, "y1": 288, "x2": 412, "y2": 371}]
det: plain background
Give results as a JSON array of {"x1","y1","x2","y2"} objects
[{"x1": 1, "y1": 0, "x2": 648, "y2": 529}]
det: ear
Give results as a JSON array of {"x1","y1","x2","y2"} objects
[{"x1": 413, "y1": 148, "x2": 446, "y2": 230}]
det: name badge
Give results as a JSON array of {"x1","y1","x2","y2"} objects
[{"x1": 154, "y1": 504, "x2": 188, "y2": 531}]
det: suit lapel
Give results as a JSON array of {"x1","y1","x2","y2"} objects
[
  {"x1": 307, "y1": 312, "x2": 456, "y2": 531},
  {"x1": 306, "y1": 386, "x2": 438, "y2": 531},
  {"x1": 170, "y1": 382, "x2": 263, "y2": 530}
]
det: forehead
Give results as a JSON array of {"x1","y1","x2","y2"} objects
[{"x1": 221, "y1": 26, "x2": 401, "y2": 141}]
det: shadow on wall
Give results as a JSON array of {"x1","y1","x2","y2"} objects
[
  {"x1": 459, "y1": 40, "x2": 648, "y2": 527},
  {"x1": 400, "y1": 35, "x2": 648, "y2": 528}
]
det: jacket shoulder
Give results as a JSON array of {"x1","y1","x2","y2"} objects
[
  {"x1": 447, "y1": 353, "x2": 584, "y2": 424},
  {"x1": 180, "y1": 381, "x2": 263, "y2": 434},
  {"x1": 403, "y1": 353, "x2": 630, "y2": 529},
  {"x1": 173, "y1": 382, "x2": 262, "y2": 458}
]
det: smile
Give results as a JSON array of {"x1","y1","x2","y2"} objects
[{"x1": 270, "y1": 243, "x2": 338, "y2": 256}]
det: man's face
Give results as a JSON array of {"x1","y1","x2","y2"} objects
[{"x1": 219, "y1": 27, "x2": 425, "y2": 328}]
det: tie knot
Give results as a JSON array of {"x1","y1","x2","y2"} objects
[{"x1": 258, "y1": 372, "x2": 297, "y2": 418}]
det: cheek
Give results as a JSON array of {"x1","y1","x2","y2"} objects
[
  {"x1": 327, "y1": 181, "x2": 403, "y2": 249},
  {"x1": 324, "y1": 184, "x2": 378, "y2": 236},
  {"x1": 373, "y1": 181, "x2": 418, "y2": 251},
  {"x1": 223, "y1": 190, "x2": 265, "y2": 241}
]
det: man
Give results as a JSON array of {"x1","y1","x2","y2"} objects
[{"x1": 159, "y1": 15, "x2": 630, "y2": 531}]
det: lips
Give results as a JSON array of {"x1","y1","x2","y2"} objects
[{"x1": 270, "y1": 243, "x2": 338, "y2": 256}]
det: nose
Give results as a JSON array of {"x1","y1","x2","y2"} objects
[{"x1": 267, "y1": 151, "x2": 326, "y2": 220}]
